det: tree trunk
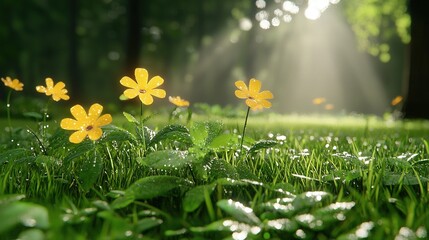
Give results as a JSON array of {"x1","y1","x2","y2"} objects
[{"x1": 402, "y1": 0, "x2": 429, "y2": 119}]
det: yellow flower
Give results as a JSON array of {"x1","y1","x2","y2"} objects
[
  {"x1": 234, "y1": 78, "x2": 273, "y2": 110},
  {"x1": 391, "y1": 96, "x2": 403, "y2": 106},
  {"x1": 120, "y1": 68, "x2": 166, "y2": 105},
  {"x1": 312, "y1": 97, "x2": 326, "y2": 105},
  {"x1": 60, "y1": 103, "x2": 112, "y2": 144},
  {"x1": 324, "y1": 104, "x2": 334, "y2": 110},
  {"x1": 169, "y1": 96, "x2": 190, "y2": 107},
  {"x1": 2, "y1": 76, "x2": 23, "y2": 91},
  {"x1": 36, "y1": 77, "x2": 70, "y2": 101}
]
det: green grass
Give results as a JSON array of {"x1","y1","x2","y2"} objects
[{"x1": 1, "y1": 113, "x2": 429, "y2": 239}]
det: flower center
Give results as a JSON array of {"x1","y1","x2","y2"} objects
[
  {"x1": 139, "y1": 89, "x2": 147, "y2": 94},
  {"x1": 86, "y1": 125, "x2": 94, "y2": 131}
]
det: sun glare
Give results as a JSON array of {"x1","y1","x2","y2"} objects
[{"x1": 179, "y1": 0, "x2": 391, "y2": 115}]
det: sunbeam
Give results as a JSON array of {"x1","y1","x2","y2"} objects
[{"x1": 182, "y1": 1, "x2": 390, "y2": 115}]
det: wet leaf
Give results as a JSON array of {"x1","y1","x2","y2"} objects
[
  {"x1": 145, "y1": 150, "x2": 193, "y2": 170},
  {"x1": 183, "y1": 183, "x2": 216, "y2": 212},
  {"x1": 0, "y1": 148, "x2": 33, "y2": 164},
  {"x1": 63, "y1": 141, "x2": 94, "y2": 164},
  {"x1": 135, "y1": 217, "x2": 163, "y2": 233},
  {"x1": 78, "y1": 152, "x2": 103, "y2": 192},
  {"x1": 0, "y1": 202, "x2": 49, "y2": 234},
  {"x1": 292, "y1": 191, "x2": 332, "y2": 212},
  {"x1": 110, "y1": 195, "x2": 135, "y2": 209},
  {"x1": 337, "y1": 221, "x2": 374, "y2": 240},
  {"x1": 123, "y1": 111, "x2": 139, "y2": 124},
  {"x1": 190, "y1": 121, "x2": 223, "y2": 147},
  {"x1": 204, "y1": 158, "x2": 239, "y2": 181},
  {"x1": 248, "y1": 140, "x2": 277, "y2": 154},
  {"x1": 149, "y1": 124, "x2": 192, "y2": 147},
  {"x1": 0, "y1": 194, "x2": 26, "y2": 205},
  {"x1": 18, "y1": 229, "x2": 45, "y2": 240},
  {"x1": 265, "y1": 218, "x2": 298, "y2": 232},
  {"x1": 208, "y1": 133, "x2": 238, "y2": 150},
  {"x1": 101, "y1": 126, "x2": 137, "y2": 145},
  {"x1": 125, "y1": 176, "x2": 192, "y2": 200},
  {"x1": 217, "y1": 199, "x2": 261, "y2": 225},
  {"x1": 383, "y1": 173, "x2": 429, "y2": 185}
]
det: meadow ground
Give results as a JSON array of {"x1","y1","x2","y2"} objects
[{"x1": 1, "y1": 113, "x2": 429, "y2": 239}]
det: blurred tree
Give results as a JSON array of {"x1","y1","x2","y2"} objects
[
  {"x1": 124, "y1": 0, "x2": 141, "y2": 77},
  {"x1": 401, "y1": 0, "x2": 429, "y2": 119},
  {"x1": 344, "y1": 0, "x2": 429, "y2": 119}
]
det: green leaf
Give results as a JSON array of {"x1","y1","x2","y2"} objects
[
  {"x1": 248, "y1": 140, "x2": 278, "y2": 154},
  {"x1": 23, "y1": 112, "x2": 43, "y2": 121},
  {"x1": 148, "y1": 124, "x2": 192, "y2": 147},
  {"x1": 125, "y1": 176, "x2": 192, "y2": 200},
  {"x1": 265, "y1": 218, "x2": 298, "y2": 232},
  {"x1": 204, "y1": 158, "x2": 239, "y2": 181},
  {"x1": 0, "y1": 148, "x2": 34, "y2": 164},
  {"x1": 190, "y1": 121, "x2": 223, "y2": 147},
  {"x1": 145, "y1": 150, "x2": 194, "y2": 170},
  {"x1": 18, "y1": 229, "x2": 45, "y2": 240},
  {"x1": 183, "y1": 184, "x2": 216, "y2": 212},
  {"x1": 217, "y1": 199, "x2": 261, "y2": 225},
  {"x1": 101, "y1": 126, "x2": 137, "y2": 145},
  {"x1": 77, "y1": 152, "x2": 103, "y2": 192},
  {"x1": 383, "y1": 173, "x2": 429, "y2": 185},
  {"x1": 135, "y1": 217, "x2": 163, "y2": 233},
  {"x1": 123, "y1": 111, "x2": 139, "y2": 124},
  {"x1": 110, "y1": 195, "x2": 135, "y2": 209},
  {"x1": 292, "y1": 191, "x2": 332, "y2": 212},
  {"x1": 0, "y1": 194, "x2": 26, "y2": 206},
  {"x1": 0, "y1": 202, "x2": 49, "y2": 234},
  {"x1": 35, "y1": 155, "x2": 59, "y2": 167},
  {"x1": 63, "y1": 141, "x2": 95, "y2": 164},
  {"x1": 208, "y1": 133, "x2": 238, "y2": 150},
  {"x1": 298, "y1": 202, "x2": 356, "y2": 230},
  {"x1": 190, "y1": 122, "x2": 208, "y2": 147}
]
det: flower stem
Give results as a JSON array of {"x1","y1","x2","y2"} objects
[
  {"x1": 6, "y1": 90, "x2": 12, "y2": 139},
  {"x1": 239, "y1": 106, "x2": 251, "y2": 161},
  {"x1": 140, "y1": 102, "x2": 146, "y2": 153}
]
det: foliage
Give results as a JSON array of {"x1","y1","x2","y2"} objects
[
  {"x1": 343, "y1": 0, "x2": 410, "y2": 62},
  {"x1": 1, "y1": 114, "x2": 429, "y2": 239}
]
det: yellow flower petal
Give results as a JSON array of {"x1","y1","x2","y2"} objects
[
  {"x1": 70, "y1": 104, "x2": 87, "y2": 122},
  {"x1": 234, "y1": 81, "x2": 248, "y2": 91},
  {"x1": 169, "y1": 96, "x2": 190, "y2": 107},
  {"x1": 45, "y1": 78, "x2": 54, "y2": 89},
  {"x1": 120, "y1": 76, "x2": 139, "y2": 89},
  {"x1": 95, "y1": 114, "x2": 112, "y2": 127},
  {"x1": 36, "y1": 86, "x2": 47, "y2": 93},
  {"x1": 69, "y1": 131, "x2": 88, "y2": 144},
  {"x1": 259, "y1": 99, "x2": 272, "y2": 108},
  {"x1": 235, "y1": 90, "x2": 248, "y2": 99},
  {"x1": 255, "y1": 90, "x2": 273, "y2": 100},
  {"x1": 139, "y1": 93, "x2": 154, "y2": 105},
  {"x1": 88, "y1": 128, "x2": 103, "y2": 141},
  {"x1": 147, "y1": 76, "x2": 164, "y2": 89},
  {"x1": 248, "y1": 79, "x2": 261, "y2": 95},
  {"x1": 53, "y1": 81, "x2": 66, "y2": 91},
  {"x1": 150, "y1": 89, "x2": 166, "y2": 98},
  {"x1": 88, "y1": 103, "x2": 103, "y2": 122},
  {"x1": 135, "y1": 68, "x2": 149, "y2": 89},
  {"x1": 60, "y1": 118, "x2": 82, "y2": 130},
  {"x1": 124, "y1": 89, "x2": 139, "y2": 99}
]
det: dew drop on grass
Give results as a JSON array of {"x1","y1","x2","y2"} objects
[
  {"x1": 124, "y1": 230, "x2": 133, "y2": 237},
  {"x1": 22, "y1": 218, "x2": 37, "y2": 227},
  {"x1": 355, "y1": 221, "x2": 374, "y2": 238},
  {"x1": 295, "y1": 229, "x2": 306, "y2": 239}
]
